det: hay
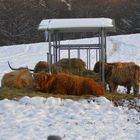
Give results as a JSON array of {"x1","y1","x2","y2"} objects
[
  {"x1": 82, "y1": 70, "x2": 101, "y2": 84},
  {"x1": 53, "y1": 58, "x2": 86, "y2": 74}
]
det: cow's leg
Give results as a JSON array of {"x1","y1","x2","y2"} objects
[
  {"x1": 133, "y1": 84, "x2": 139, "y2": 95},
  {"x1": 127, "y1": 86, "x2": 131, "y2": 94},
  {"x1": 53, "y1": 86, "x2": 66, "y2": 95},
  {"x1": 108, "y1": 84, "x2": 112, "y2": 92},
  {"x1": 109, "y1": 82, "x2": 117, "y2": 93}
]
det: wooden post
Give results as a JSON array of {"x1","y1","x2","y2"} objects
[
  {"x1": 48, "y1": 31, "x2": 52, "y2": 74},
  {"x1": 86, "y1": 49, "x2": 89, "y2": 69},
  {"x1": 58, "y1": 33, "x2": 61, "y2": 61},
  {"x1": 99, "y1": 32, "x2": 101, "y2": 62},
  {"x1": 68, "y1": 46, "x2": 71, "y2": 72},
  {"x1": 104, "y1": 31, "x2": 107, "y2": 62},
  {"x1": 44, "y1": 31, "x2": 48, "y2": 42},
  {"x1": 55, "y1": 32, "x2": 58, "y2": 62},
  {"x1": 77, "y1": 47, "x2": 80, "y2": 59},
  {"x1": 53, "y1": 34, "x2": 56, "y2": 63},
  {"x1": 47, "y1": 52, "x2": 49, "y2": 62},
  {"x1": 101, "y1": 28, "x2": 106, "y2": 87},
  {"x1": 89, "y1": 47, "x2": 91, "y2": 70},
  {"x1": 98, "y1": 31, "x2": 102, "y2": 76}
]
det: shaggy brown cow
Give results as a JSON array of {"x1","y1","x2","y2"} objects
[
  {"x1": 33, "y1": 72, "x2": 104, "y2": 96},
  {"x1": 1, "y1": 69, "x2": 33, "y2": 89},
  {"x1": 93, "y1": 61, "x2": 135, "y2": 73},
  {"x1": 108, "y1": 63, "x2": 140, "y2": 94},
  {"x1": 93, "y1": 61, "x2": 140, "y2": 94},
  {"x1": 34, "y1": 61, "x2": 49, "y2": 73}
]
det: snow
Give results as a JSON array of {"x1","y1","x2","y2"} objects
[
  {"x1": 0, "y1": 97, "x2": 139, "y2": 140},
  {"x1": 38, "y1": 18, "x2": 115, "y2": 32},
  {"x1": 0, "y1": 33, "x2": 140, "y2": 139}
]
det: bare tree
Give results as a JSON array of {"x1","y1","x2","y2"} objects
[
  {"x1": 0, "y1": 0, "x2": 139, "y2": 45},
  {"x1": 0, "y1": 0, "x2": 69, "y2": 45}
]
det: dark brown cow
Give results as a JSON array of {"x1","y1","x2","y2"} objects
[
  {"x1": 33, "y1": 72, "x2": 104, "y2": 96},
  {"x1": 53, "y1": 58, "x2": 86, "y2": 74},
  {"x1": 34, "y1": 61, "x2": 49, "y2": 73},
  {"x1": 94, "y1": 61, "x2": 140, "y2": 94}
]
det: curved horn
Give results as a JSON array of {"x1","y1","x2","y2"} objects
[
  {"x1": 8, "y1": 61, "x2": 34, "y2": 71},
  {"x1": 8, "y1": 61, "x2": 19, "y2": 70}
]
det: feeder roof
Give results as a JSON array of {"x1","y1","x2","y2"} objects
[{"x1": 38, "y1": 18, "x2": 115, "y2": 32}]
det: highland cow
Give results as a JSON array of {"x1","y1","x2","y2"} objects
[
  {"x1": 93, "y1": 61, "x2": 140, "y2": 94},
  {"x1": 34, "y1": 61, "x2": 49, "y2": 73},
  {"x1": 33, "y1": 72, "x2": 104, "y2": 96},
  {"x1": 93, "y1": 61, "x2": 135, "y2": 73},
  {"x1": 53, "y1": 58, "x2": 86, "y2": 74},
  {"x1": 1, "y1": 69, "x2": 33, "y2": 89}
]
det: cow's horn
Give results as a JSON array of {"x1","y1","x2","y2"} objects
[
  {"x1": 8, "y1": 61, "x2": 19, "y2": 70},
  {"x1": 8, "y1": 61, "x2": 34, "y2": 71}
]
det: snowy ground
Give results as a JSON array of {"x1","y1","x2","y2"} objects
[
  {"x1": 0, "y1": 34, "x2": 140, "y2": 139},
  {"x1": 0, "y1": 96, "x2": 140, "y2": 140}
]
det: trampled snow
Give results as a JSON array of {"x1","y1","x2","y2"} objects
[{"x1": 0, "y1": 34, "x2": 140, "y2": 139}]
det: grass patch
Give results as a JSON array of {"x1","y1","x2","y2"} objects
[
  {"x1": 0, "y1": 87, "x2": 139, "y2": 102},
  {"x1": 104, "y1": 91, "x2": 138, "y2": 102},
  {"x1": 0, "y1": 87, "x2": 94, "y2": 100}
]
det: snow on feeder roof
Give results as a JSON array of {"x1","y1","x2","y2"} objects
[{"x1": 38, "y1": 18, "x2": 115, "y2": 32}]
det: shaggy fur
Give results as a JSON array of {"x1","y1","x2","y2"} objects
[
  {"x1": 107, "y1": 64, "x2": 140, "y2": 94},
  {"x1": 94, "y1": 61, "x2": 140, "y2": 94},
  {"x1": 1, "y1": 69, "x2": 33, "y2": 89},
  {"x1": 34, "y1": 61, "x2": 49, "y2": 73},
  {"x1": 33, "y1": 72, "x2": 104, "y2": 96},
  {"x1": 93, "y1": 61, "x2": 135, "y2": 73},
  {"x1": 53, "y1": 58, "x2": 86, "y2": 74}
]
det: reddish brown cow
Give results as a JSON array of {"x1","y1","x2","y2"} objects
[{"x1": 33, "y1": 72, "x2": 104, "y2": 96}]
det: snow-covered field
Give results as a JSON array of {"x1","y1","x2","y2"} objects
[
  {"x1": 0, "y1": 34, "x2": 140, "y2": 139},
  {"x1": 0, "y1": 96, "x2": 139, "y2": 140}
]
